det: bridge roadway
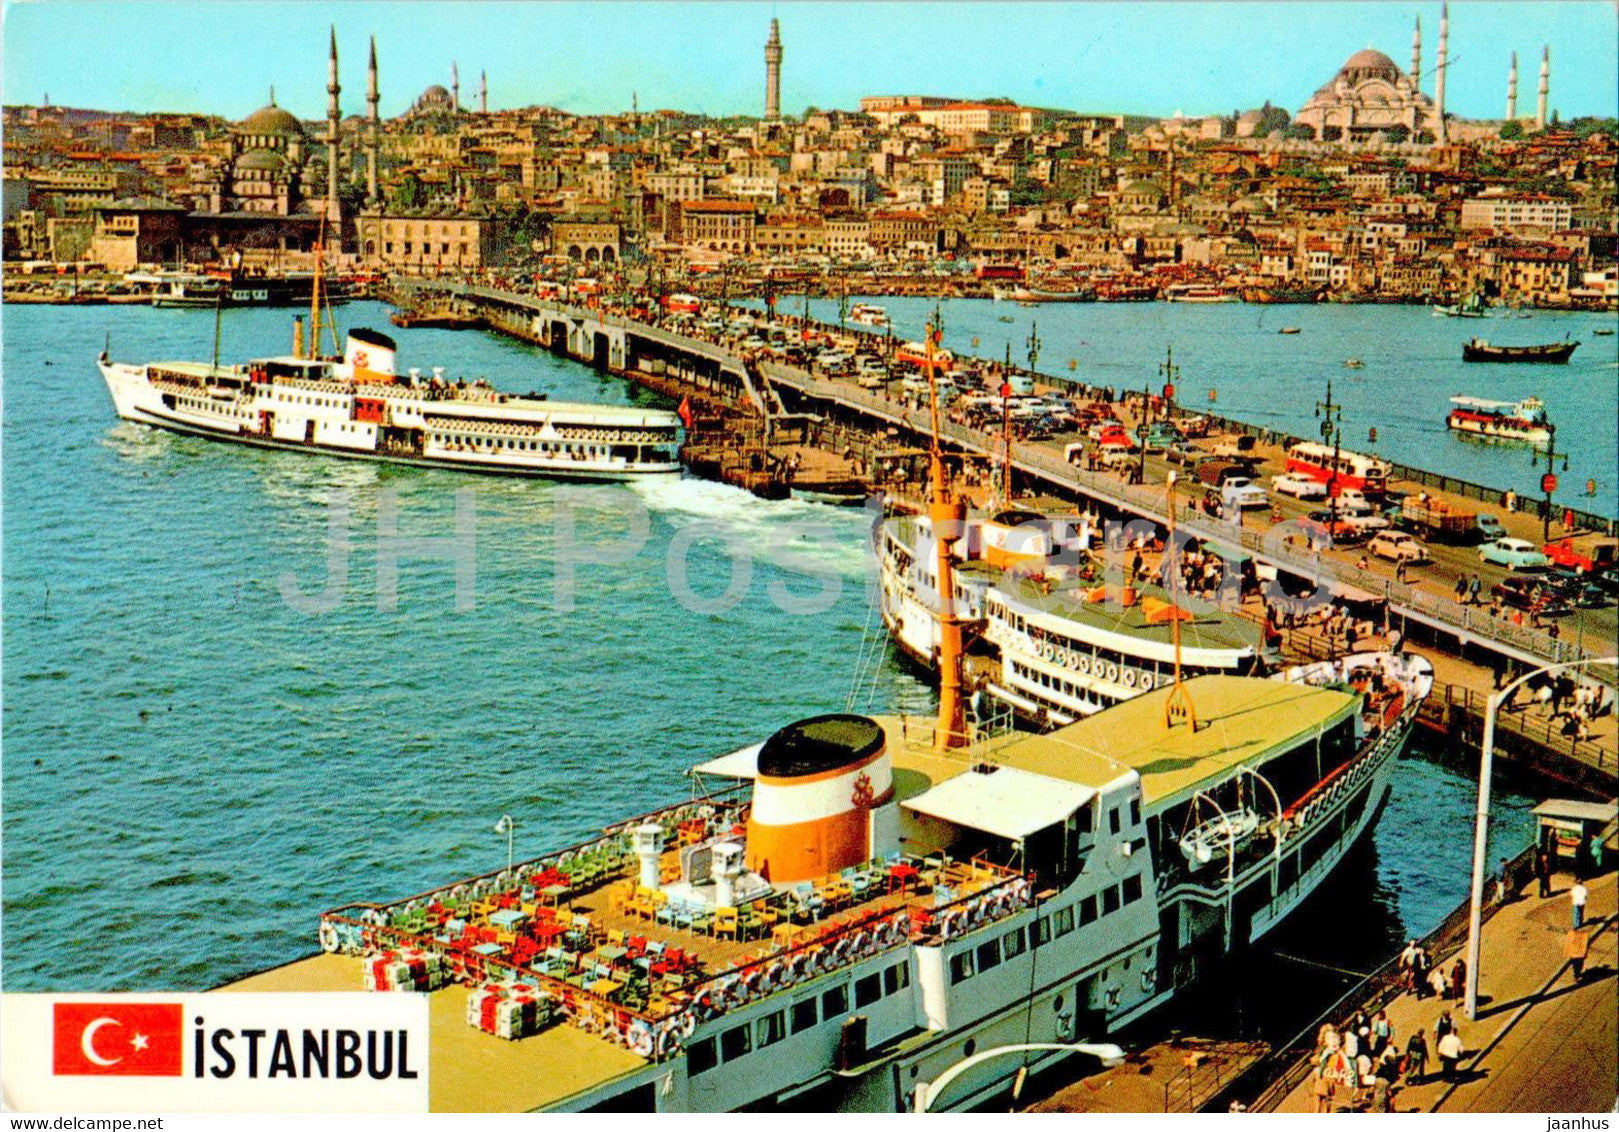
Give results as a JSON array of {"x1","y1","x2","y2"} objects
[{"x1": 399, "y1": 279, "x2": 1613, "y2": 678}]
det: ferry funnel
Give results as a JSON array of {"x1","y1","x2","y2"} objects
[
  {"x1": 745, "y1": 714, "x2": 893, "y2": 885},
  {"x1": 345, "y1": 327, "x2": 398, "y2": 380}
]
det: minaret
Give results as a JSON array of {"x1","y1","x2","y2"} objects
[
  {"x1": 1433, "y1": 1, "x2": 1448, "y2": 143},
  {"x1": 326, "y1": 26, "x2": 341, "y2": 220},
  {"x1": 1410, "y1": 16, "x2": 1421, "y2": 94},
  {"x1": 451, "y1": 61, "x2": 460, "y2": 113},
  {"x1": 366, "y1": 36, "x2": 380, "y2": 204},
  {"x1": 479, "y1": 70, "x2": 487, "y2": 114},
  {"x1": 1536, "y1": 46, "x2": 1549, "y2": 129},
  {"x1": 1506, "y1": 52, "x2": 1518, "y2": 121},
  {"x1": 763, "y1": 18, "x2": 783, "y2": 121}
]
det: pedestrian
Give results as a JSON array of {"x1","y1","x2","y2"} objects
[
  {"x1": 1571, "y1": 879, "x2": 1588, "y2": 929},
  {"x1": 1413, "y1": 945, "x2": 1433, "y2": 998},
  {"x1": 1341, "y1": 1025, "x2": 1358, "y2": 1061},
  {"x1": 1372, "y1": 1009, "x2": 1393, "y2": 1054},
  {"x1": 1504, "y1": 488, "x2": 1517, "y2": 513},
  {"x1": 1494, "y1": 856, "x2": 1512, "y2": 906},
  {"x1": 1565, "y1": 926, "x2": 1590, "y2": 981},
  {"x1": 1388, "y1": 626, "x2": 1404, "y2": 655},
  {"x1": 1370, "y1": 1072, "x2": 1393, "y2": 1113},
  {"x1": 1404, "y1": 1030, "x2": 1429, "y2": 1083},
  {"x1": 1399, "y1": 939, "x2": 1420, "y2": 991},
  {"x1": 1346, "y1": 621, "x2": 1358, "y2": 653},
  {"x1": 1535, "y1": 844, "x2": 1552, "y2": 898},
  {"x1": 1436, "y1": 1029, "x2": 1464, "y2": 1080},
  {"x1": 1468, "y1": 574, "x2": 1482, "y2": 605},
  {"x1": 1433, "y1": 1010, "x2": 1454, "y2": 1045},
  {"x1": 1454, "y1": 575, "x2": 1468, "y2": 603},
  {"x1": 1448, "y1": 958, "x2": 1466, "y2": 1001},
  {"x1": 1428, "y1": 964, "x2": 1448, "y2": 999},
  {"x1": 1395, "y1": 559, "x2": 1408, "y2": 584}
]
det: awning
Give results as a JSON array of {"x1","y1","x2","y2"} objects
[
  {"x1": 902, "y1": 766, "x2": 1096, "y2": 842},
  {"x1": 689, "y1": 743, "x2": 762, "y2": 781},
  {"x1": 1532, "y1": 799, "x2": 1618, "y2": 826}
]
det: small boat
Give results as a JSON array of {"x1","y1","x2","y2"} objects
[
  {"x1": 849, "y1": 303, "x2": 889, "y2": 328},
  {"x1": 790, "y1": 481, "x2": 870, "y2": 506},
  {"x1": 1462, "y1": 338, "x2": 1579, "y2": 364},
  {"x1": 1592, "y1": 327, "x2": 1614, "y2": 337},
  {"x1": 1432, "y1": 294, "x2": 1489, "y2": 318},
  {"x1": 390, "y1": 309, "x2": 485, "y2": 330},
  {"x1": 997, "y1": 315, "x2": 1015, "y2": 323},
  {"x1": 1278, "y1": 326, "x2": 1301, "y2": 335},
  {"x1": 1241, "y1": 285, "x2": 1324, "y2": 304},
  {"x1": 1447, "y1": 395, "x2": 1553, "y2": 445},
  {"x1": 1344, "y1": 358, "x2": 1365, "y2": 369},
  {"x1": 1179, "y1": 809, "x2": 1263, "y2": 871}
]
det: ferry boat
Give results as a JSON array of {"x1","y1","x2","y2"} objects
[
  {"x1": 1462, "y1": 337, "x2": 1579, "y2": 364},
  {"x1": 849, "y1": 303, "x2": 889, "y2": 328},
  {"x1": 96, "y1": 325, "x2": 682, "y2": 481},
  {"x1": 876, "y1": 509, "x2": 1268, "y2": 727},
  {"x1": 1446, "y1": 395, "x2": 1553, "y2": 445},
  {"x1": 1432, "y1": 294, "x2": 1489, "y2": 319},
  {"x1": 217, "y1": 320, "x2": 1433, "y2": 1113},
  {"x1": 1241, "y1": 286, "x2": 1323, "y2": 305},
  {"x1": 1163, "y1": 284, "x2": 1237, "y2": 304}
]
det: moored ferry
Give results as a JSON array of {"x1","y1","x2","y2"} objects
[
  {"x1": 97, "y1": 326, "x2": 682, "y2": 480},
  {"x1": 1163, "y1": 283, "x2": 1237, "y2": 304},
  {"x1": 1446, "y1": 395, "x2": 1552, "y2": 446}
]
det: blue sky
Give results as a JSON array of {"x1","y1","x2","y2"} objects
[{"x1": 3, "y1": 1, "x2": 1615, "y2": 122}]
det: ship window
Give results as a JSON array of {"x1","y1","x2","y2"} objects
[
  {"x1": 975, "y1": 939, "x2": 1002, "y2": 972},
  {"x1": 1123, "y1": 874, "x2": 1143, "y2": 904},
  {"x1": 1075, "y1": 805, "x2": 1094, "y2": 834},
  {"x1": 1079, "y1": 895, "x2": 1098, "y2": 925},
  {"x1": 1033, "y1": 918, "x2": 1051, "y2": 946},
  {"x1": 1002, "y1": 927, "x2": 1026, "y2": 959},
  {"x1": 948, "y1": 952, "x2": 975, "y2": 984},
  {"x1": 822, "y1": 984, "x2": 849, "y2": 1017},
  {"x1": 1109, "y1": 808, "x2": 1122, "y2": 835},
  {"x1": 1129, "y1": 799, "x2": 1141, "y2": 826},
  {"x1": 1054, "y1": 906, "x2": 1075, "y2": 936},
  {"x1": 791, "y1": 998, "x2": 818, "y2": 1033},
  {"x1": 855, "y1": 973, "x2": 881, "y2": 1007},
  {"x1": 687, "y1": 1037, "x2": 717, "y2": 1075},
  {"x1": 1103, "y1": 886, "x2": 1122, "y2": 915},
  {"x1": 756, "y1": 1011, "x2": 786, "y2": 1048},
  {"x1": 720, "y1": 1022, "x2": 752, "y2": 1062},
  {"x1": 884, "y1": 962, "x2": 910, "y2": 994}
]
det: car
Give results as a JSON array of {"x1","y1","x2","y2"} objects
[
  {"x1": 1272, "y1": 473, "x2": 1328, "y2": 500},
  {"x1": 1543, "y1": 538, "x2": 1618, "y2": 575},
  {"x1": 1369, "y1": 531, "x2": 1429, "y2": 564},
  {"x1": 1221, "y1": 476, "x2": 1269, "y2": 510},
  {"x1": 1305, "y1": 510, "x2": 1368, "y2": 543},
  {"x1": 1546, "y1": 568, "x2": 1612, "y2": 609},
  {"x1": 1474, "y1": 514, "x2": 1506, "y2": 544},
  {"x1": 1479, "y1": 537, "x2": 1551, "y2": 570},
  {"x1": 1333, "y1": 503, "x2": 1390, "y2": 533},
  {"x1": 1491, "y1": 576, "x2": 1571, "y2": 616},
  {"x1": 1166, "y1": 441, "x2": 1204, "y2": 467}
]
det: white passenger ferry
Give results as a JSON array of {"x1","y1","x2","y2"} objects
[
  {"x1": 849, "y1": 303, "x2": 890, "y2": 328},
  {"x1": 96, "y1": 326, "x2": 682, "y2": 480},
  {"x1": 877, "y1": 508, "x2": 1267, "y2": 726}
]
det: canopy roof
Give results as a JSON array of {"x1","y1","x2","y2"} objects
[{"x1": 903, "y1": 765, "x2": 1096, "y2": 841}]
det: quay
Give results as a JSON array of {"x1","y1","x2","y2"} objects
[{"x1": 395, "y1": 279, "x2": 1617, "y2": 682}]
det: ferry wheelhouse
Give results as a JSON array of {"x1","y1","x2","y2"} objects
[
  {"x1": 97, "y1": 327, "x2": 682, "y2": 481},
  {"x1": 1282, "y1": 440, "x2": 1389, "y2": 495},
  {"x1": 1446, "y1": 396, "x2": 1552, "y2": 446}
]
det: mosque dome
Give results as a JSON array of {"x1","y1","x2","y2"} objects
[
  {"x1": 1338, "y1": 49, "x2": 1402, "y2": 84},
  {"x1": 235, "y1": 149, "x2": 287, "y2": 171},
  {"x1": 238, "y1": 103, "x2": 306, "y2": 138},
  {"x1": 421, "y1": 84, "x2": 451, "y2": 100}
]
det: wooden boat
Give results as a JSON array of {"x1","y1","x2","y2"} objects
[
  {"x1": 390, "y1": 309, "x2": 486, "y2": 330},
  {"x1": 1278, "y1": 327, "x2": 1301, "y2": 335},
  {"x1": 1462, "y1": 338, "x2": 1578, "y2": 364}
]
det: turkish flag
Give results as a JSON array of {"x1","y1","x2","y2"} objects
[
  {"x1": 677, "y1": 396, "x2": 694, "y2": 429},
  {"x1": 53, "y1": 1003, "x2": 184, "y2": 1076}
]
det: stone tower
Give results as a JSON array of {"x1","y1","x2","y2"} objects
[
  {"x1": 1433, "y1": 1, "x2": 1448, "y2": 143},
  {"x1": 1536, "y1": 46, "x2": 1549, "y2": 129},
  {"x1": 452, "y1": 61, "x2": 460, "y2": 113},
  {"x1": 1410, "y1": 16, "x2": 1421, "y2": 96},
  {"x1": 764, "y1": 19, "x2": 783, "y2": 121},
  {"x1": 1506, "y1": 51, "x2": 1518, "y2": 122},
  {"x1": 480, "y1": 70, "x2": 488, "y2": 114},
  {"x1": 326, "y1": 26, "x2": 341, "y2": 221},
  {"x1": 366, "y1": 36, "x2": 380, "y2": 204}
]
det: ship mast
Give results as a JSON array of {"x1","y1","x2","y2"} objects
[
  {"x1": 1162, "y1": 472, "x2": 1199, "y2": 731},
  {"x1": 925, "y1": 306, "x2": 968, "y2": 752}
]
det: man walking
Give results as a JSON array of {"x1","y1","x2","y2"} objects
[
  {"x1": 1436, "y1": 1029, "x2": 1464, "y2": 1081},
  {"x1": 1453, "y1": 575, "x2": 1468, "y2": 604},
  {"x1": 1535, "y1": 845, "x2": 1552, "y2": 898},
  {"x1": 1468, "y1": 573, "x2": 1482, "y2": 605},
  {"x1": 1571, "y1": 879, "x2": 1588, "y2": 929}
]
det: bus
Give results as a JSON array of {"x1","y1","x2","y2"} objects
[{"x1": 1283, "y1": 440, "x2": 1389, "y2": 494}]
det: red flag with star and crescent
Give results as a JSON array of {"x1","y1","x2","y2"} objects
[
  {"x1": 677, "y1": 396, "x2": 694, "y2": 429},
  {"x1": 53, "y1": 1002, "x2": 184, "y2": 1076}
]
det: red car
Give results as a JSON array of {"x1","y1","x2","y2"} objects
[{"x1": 1543, "y1": 538, "x2": 1616, "y2": 574}]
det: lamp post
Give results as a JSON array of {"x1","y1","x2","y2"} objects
[
  {"x1": 914, "y1": 1041, "x2": 1127, "y2": 1112},
  {"x1": 1315, "y1": 378, "x2": 1344, "y2": 532},
  {"x1": 1528, "y1": 418, "x2": 1570, "y2": 542},
  {"x1": 1463, "y1": 655, "x2": 1616, "y2": 1021},
  {"x1": 493, "y1": 814, "x2": 515, "y2": 874}
]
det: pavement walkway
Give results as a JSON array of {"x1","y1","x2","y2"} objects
[{"x1": 1274, "y1": 868, "x2": 1616, "y2": 1114}]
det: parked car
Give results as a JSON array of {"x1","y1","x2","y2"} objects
[
  {"x1": 1272, "y1": 473, "x2": 1328, "y2": 500},
  {"x1": 1474, "y1": 514, "x2": 1507, "y2": 544},
  {"x1": 1369, "y1": 531, "x2": 1429, "y2": 564},
  {"x1": 1479, "y1": 538, "x2": 1550, "y2": 570},
  {"x1": 1543, "y1": 537, "x2": 1618, "y2": 575},
  {"x1": 1491, "y1": 576, "x2": 1571, "y2": 616},
  {"x1": 1221, "y1": 476, "x2": 1269, "y2": 510},
  {"x1": 1546, "y1": 568, "x2": 1612, "y2": 609},
  {"x1": 1166, "y1": 441, "x2": 1204, "y2": 467},
  {"x1": 1305, "y1": 510, "x2": 1368, "y2": 543}
]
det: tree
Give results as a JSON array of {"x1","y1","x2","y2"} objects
[
  {"x1": 391, "y1": 173, "x2": 427, "y2": 211},
  {"x1": 1499, "y1": 120, "x2": 1524, "y2": 140},
  {"x1": 1382, "y1": 125, "x2": 1410, "y2": 145}
]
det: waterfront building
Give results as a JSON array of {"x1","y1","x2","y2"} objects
[
  {"x1": 354, "y1": 209, "x2": 508, "y2": 269},
  {"x1": 669, "y1": 199, "x2": 756, "y2": 253}
]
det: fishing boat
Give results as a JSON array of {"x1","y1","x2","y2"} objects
[
  {"x1": 97, "y1": 253, "x2": 681, "y2": 481},
  {"x1": 849, "y1": 303, "x2": 889, "y2": 328},
  {"x1": 220, "y1": 321, "x2": 1433, "y2": 1112},
  {"x1": 1593, "y1": 327, "x2": 1615, "y2": 337},
  {"x1": 1163, "y1": 284, "x2": 1238, "y2": 304},
  {"x1": 1240, "y1": 286, "x2": 1323, "y2": 305},
  {"x1": 1446, "y1": 395, "x2": 1553, "y2": 445},
  {"x1": 1462, "y1": 338, "x2": 1578, "y2": 364},
  {"x1": 1343, "y1": 358, "x2": 1365, "y2": 369},
  {"x1": 1432, "y1": 294, "x2": 1489, "y2": 318}
]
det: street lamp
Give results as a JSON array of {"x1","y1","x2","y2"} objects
[
  {"x1": 493, "y1": 814, "x2": 515, "y2": 874},
  {"x1": 1315, "y1": 378, "x2": 1344, "y2": 531},
  {"x1": 1462, "y1": 655, "x2": 1617, "y2": 1021},
  {"x1": 914, "y1": 1041, "x2": 1127, "y2": 1112},
  {"x1": 1528, "y1": 419, "x2": 1570, "y2": 542}
]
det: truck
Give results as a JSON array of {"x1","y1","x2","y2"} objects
[
  {"x1": 1543, "y1": 537, "x2": 1618, "y2": 575},
  {"x1": 1398, "y1": 496, "x2": 1480, "y2": 544}
]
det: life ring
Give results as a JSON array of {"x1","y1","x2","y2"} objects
[
  {"x1": 831, "y1": 936, "x2": 853, "y2": 966},
  {"x1": 654, "y1": 1025, "x2": 677, "y2": 1061},
  {"x1": 1041, "y1": 643, "x2": 1056, "y2": 662},
  {"x1": 1061, "y1": 650, "x2": 1076, "y2": 669},
  {"x1": 319, "y1": 921, "x2": 339, "y2": 954},
  {"x1": 787, "y1": 952, "x2": 810, "y2": 982},
  {"x1": 851, "y1": 931, "x2": 871, "y2": 957},
  {"x1": 680, "y1": 1012, "x2": 698, "y2": 1039},
  {"x1": 940, "y1": 911, "x2": 963, "y2": 939},
  {"x1": 1139, "y1": 672, "x2": 1156, "y2": 691},
  {"x1": 1076, "y1": 655, "x2": 1091, "y2": 675},
  {"x1": 1123, "y1": 669, "x2": 1137, "y2": 689},
  {"x1": 1105, "y1": 662, "x2": 1120, "y2": 684},
  {"x1": 630, "y1": 1024, "x2": 655, "y2": 1059}
]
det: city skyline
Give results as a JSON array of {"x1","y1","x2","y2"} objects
[{"x1": 3, "y1": 1, "x2": 1616, "y2": 124}]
